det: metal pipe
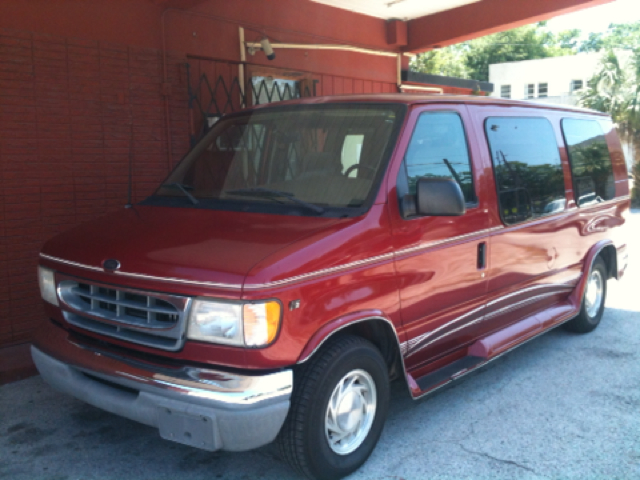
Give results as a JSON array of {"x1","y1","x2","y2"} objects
[
  {"x1": 245, "y1": 41, "x2": 415, "y2": 58},
  {"x1": 399, "y1": 84, "x2": 444, "y2": 94}
]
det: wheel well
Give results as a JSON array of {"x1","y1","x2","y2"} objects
[
  {"x1": 598, "y1": 245, "x2": 618, "y2": 280},
  {"x1": 328, "y1": 319, "x2": 404, "y2": 381}
]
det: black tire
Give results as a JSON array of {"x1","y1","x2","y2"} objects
[
  {"x1": 564, "y1": 257, "x2": 607, "y2": 333},
  {"x1": 277, "y1": 335, "x2": 390, "y2": 480}
]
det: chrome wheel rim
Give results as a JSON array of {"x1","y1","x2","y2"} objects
[
  {"x1": 325, "y1": 369, "x2": 377, "y2": 455},
  {"x1": 585, "y1": 269, "x2": 604, "y2": 318}
]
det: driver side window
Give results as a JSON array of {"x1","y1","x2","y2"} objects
[{"x1": 400, "y1": 111, "x2": 476, "y2": 204}]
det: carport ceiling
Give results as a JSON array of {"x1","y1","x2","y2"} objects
[{"x1": 310, "y1": 0, "x2": 481, "y2": 20}]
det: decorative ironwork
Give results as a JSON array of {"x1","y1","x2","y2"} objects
[{"x1": 186, "y1": 63, "x2": 318, "y2": 145}]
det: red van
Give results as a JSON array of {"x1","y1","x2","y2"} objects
[{"x1": 33, "y1": 95, "x2": 630, "y2": 480}]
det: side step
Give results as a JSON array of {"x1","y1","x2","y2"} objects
[
  {"x1": 407, "y1": 299, "x2": 578, "y2": 399},
  {"x1": 415, "y1": 355, "x2": 484, "y2": 392}
]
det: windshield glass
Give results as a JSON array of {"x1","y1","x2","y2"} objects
[{"x1": 147, "y1": 103, "x2": 405, "y2": 216}]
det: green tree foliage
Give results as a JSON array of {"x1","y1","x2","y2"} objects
[
  {"x1": 579, "y1": 23, "x2": 640, "y2": 53},
  {"x1": 464, "y1": 24, "x2": 579, "y2": 81},
  {"x1": 411, "y1": 44, "x2": 469, "y2": 79},
  {"x1": 578, "y1": 50, "x2": 631, "y2": 123},
  {"x1": 411, "y1": 23, "x2": 579, "y2": 82}
]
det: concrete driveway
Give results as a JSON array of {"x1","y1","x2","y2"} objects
[{"x1": 2, "y1": 210, "x2": 639, "y2": 480}]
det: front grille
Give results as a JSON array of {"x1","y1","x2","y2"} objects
[
  {"x1": 57, "y1": 276, "x2": 191, "y2": 351},
  {"x1": 70, "y1": 283, "x2": 180, "y2": 327}
]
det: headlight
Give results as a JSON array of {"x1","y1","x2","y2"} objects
[
  {"x1": 187, "y1": 299, "x2": 281, "y2": 347},
  {"x1": 188, "y1": 300, "x2": 244, "y2": 346},
  {"x1": 38, "y1": 266, "x2": 59, "y2": 306}
]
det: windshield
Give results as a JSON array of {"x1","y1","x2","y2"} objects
[{"x1": 147, "y1": 103, "x2": 405, "y2": 216}]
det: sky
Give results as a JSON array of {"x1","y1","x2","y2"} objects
[{"x1": 547, "y1": 0, "x2": 640, "y2": 35}]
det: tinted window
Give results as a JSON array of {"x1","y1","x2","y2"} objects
[
  {"x1": 486, "y1": 117, "x2": 566, "y2": 225},
  {"x1": 403, "y1": 112, "x2": 475, "y2": 203},
  {"x1": 562, "y1": 119, "x2": 615, "y2": 206}
]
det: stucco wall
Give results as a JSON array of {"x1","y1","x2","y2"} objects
[{"x1": 488, "y1": 53, "x2": 603, "y2": 101}]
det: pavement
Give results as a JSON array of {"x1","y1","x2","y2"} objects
[{"x1": 1, "y1": 209, "x2": 639, "y2": 480}]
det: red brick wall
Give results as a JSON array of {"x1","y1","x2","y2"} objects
[
  {"x1": 0, "y1": 25, "x2": 400, "y2": 348},
  {"x1": 0, "y1": 27, "x2": 190, "y2": 346},
  {"x1": 314, "y1": 75, "x2": 397, "y2": 96}
]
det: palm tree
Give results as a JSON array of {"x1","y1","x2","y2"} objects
[{"x1": 578, "y1": 49, "x2": 640, "y2": 205}]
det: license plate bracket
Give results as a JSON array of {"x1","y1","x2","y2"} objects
[{"x1": 157, "y1": 407, "x2": 218, "y2": 450}]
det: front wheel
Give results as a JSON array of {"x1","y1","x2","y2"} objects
[
  {"x1": 277, "y1": 335, "x2": 389, "y2": 480},
  {"x1": 564, "y1": 256, "x2": 607, "y2": 333}
]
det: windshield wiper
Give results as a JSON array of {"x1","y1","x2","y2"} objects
[
  {"x1": 226, "y1": 188, "x2": 325, "y2": 214},
  {"x1": 162, "y1": 183, "x2": 199, "y2": 205}
]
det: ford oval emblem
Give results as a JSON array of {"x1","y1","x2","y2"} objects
[{"x1": 103, "y1": 259, "x2": 121, "y2": 271}]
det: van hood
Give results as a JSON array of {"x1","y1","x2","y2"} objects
[{"x1": 41, "y1": 205, "x2": 342, "y2": 288}]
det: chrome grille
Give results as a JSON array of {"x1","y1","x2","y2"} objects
[{"x1": 57, "y1": 275, "x2": 191, "y2": 351}]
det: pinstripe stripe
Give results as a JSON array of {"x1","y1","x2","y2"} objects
[{"x1": 402, "y1": 280, "x2": 579, "y2": 358}]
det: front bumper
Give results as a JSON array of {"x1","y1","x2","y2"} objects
[{"x1": 32, "y1": 321, "x2": 293, "y2": 452}]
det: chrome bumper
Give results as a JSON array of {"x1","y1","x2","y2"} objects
[{"x1": 32, "y1": 322, "x2": 292, "y2": 452}]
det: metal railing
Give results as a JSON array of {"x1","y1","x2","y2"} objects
[{"x1": 186, "y1": 64, "x2": 318, "y2": 145}]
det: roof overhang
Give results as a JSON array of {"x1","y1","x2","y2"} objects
[
  {"x1": 308, "y1": 0, "x2": 482, "y2": 21},
  {"x1": 311, "y1": 0, "x2": 614, "y2": 53}
]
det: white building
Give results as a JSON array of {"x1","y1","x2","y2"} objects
[
  {"x1": 488, "y1": 53, "x2": 603, "y2": 105},
  {"x1": 489, "y1": 53, "x2": 635, "y2": 170}
]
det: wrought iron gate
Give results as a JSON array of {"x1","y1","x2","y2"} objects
[{"x1": 186, "y1": 62, "x2": 318, "y2": 145}]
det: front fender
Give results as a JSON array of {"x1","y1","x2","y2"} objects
[{"x1": 296, "y1": 309, "x2": 404, "y2": 364}]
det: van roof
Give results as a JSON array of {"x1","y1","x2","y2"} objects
[{"x1": 250, "y1": 93, "x2": 609, "y2": 116}]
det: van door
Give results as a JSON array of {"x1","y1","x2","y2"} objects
[
  {"x1": 388, "y1": 104, "x2": 493, "y2": 372},
  {"x1": 470, "y1": 109, "x2": 579, "y2": 333}
]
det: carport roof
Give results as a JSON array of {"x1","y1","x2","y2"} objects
[
  {"x1": 312, "y1": 0, "x2": 614, "y2": 52},
  {"x1": 148, "y1": 0, "x2": 614, "y2": 53},
  {"x1": 310, "y1": 0, "x2": 482, "y2": 20}
]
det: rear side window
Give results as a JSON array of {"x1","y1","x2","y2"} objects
[
  {"x1": 402, "y1": 112, "x2": 476, "y2": 203},
  {"x1": 485, "y1": 117, "x2": 566, "y2": 225},
  {"x1": 561, "y1": 119, "x2": 615, "y2": 206}
]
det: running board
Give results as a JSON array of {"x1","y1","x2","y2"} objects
[
  {"x1": 468, "y1": 301, "x2": 575, "y2": 358},
  {"x1": 415, "y1": 355, "x2": 484, "y2": 392},
  {"x1": 407, "y1": 300, "x2": 577, "y2": 399}
]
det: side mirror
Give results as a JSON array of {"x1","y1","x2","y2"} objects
[{"x1": 416, "y1": 178, "x2": 466, "y2": 216}]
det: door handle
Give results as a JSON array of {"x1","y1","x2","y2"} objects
[{"x1": 477, "y1": 242, "x2": 486, "y2": 270}]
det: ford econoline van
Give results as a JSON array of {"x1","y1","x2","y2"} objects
[{"x1": 33, "y1": 95, "x2": 630, "y2": 480}]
